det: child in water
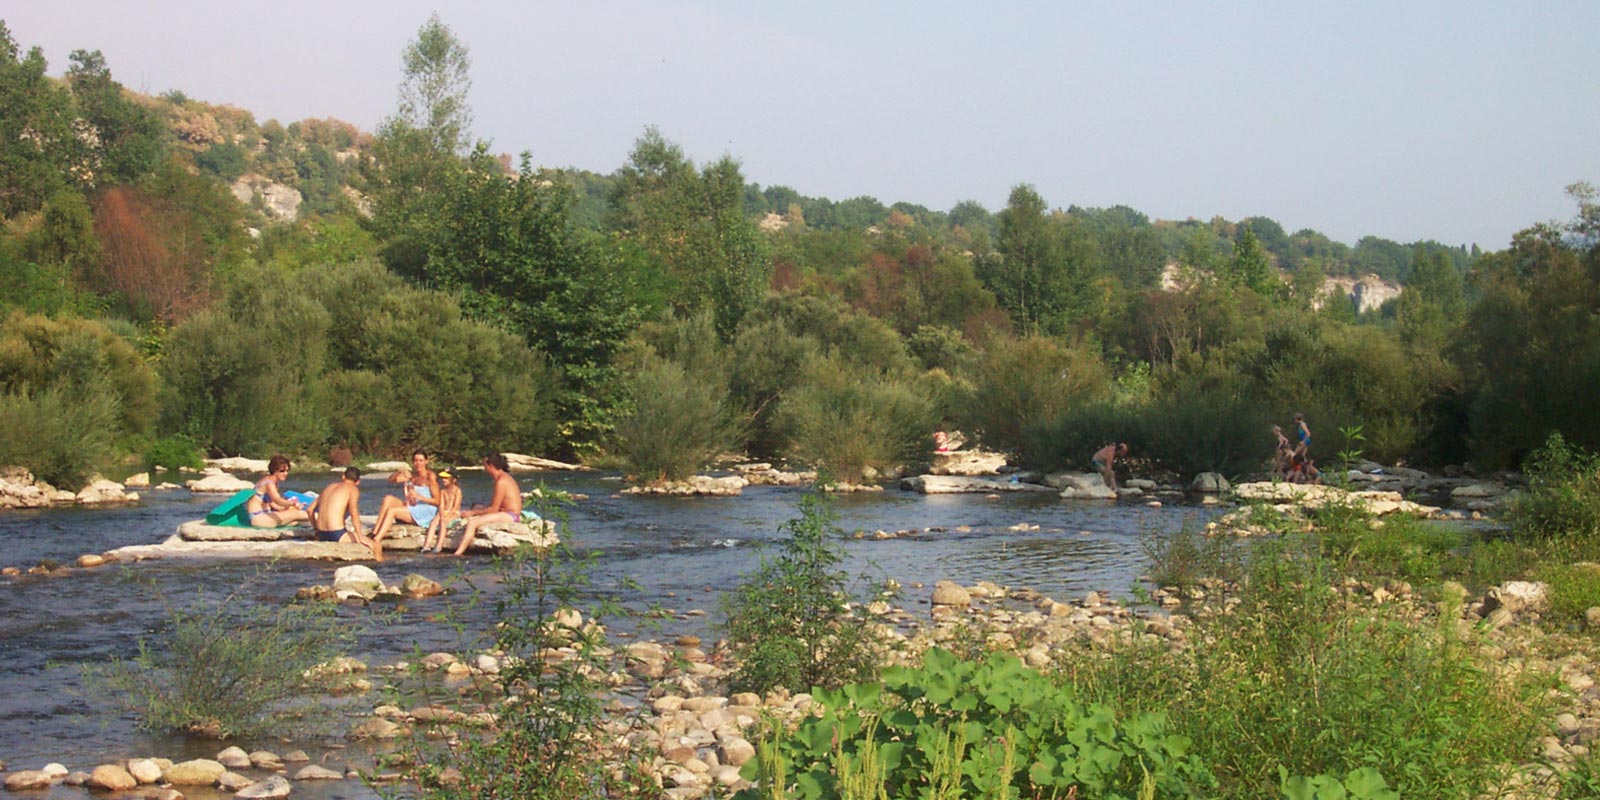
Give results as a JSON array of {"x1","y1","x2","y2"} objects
[{"x1": 420, "y1": 469, "x2": 463, "y2": 553}]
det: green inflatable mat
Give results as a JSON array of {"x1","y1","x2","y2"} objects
[{"x1": 204, "y1": 488, "x2": 255, "y2": 527}]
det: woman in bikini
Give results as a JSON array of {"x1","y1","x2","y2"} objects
[
  {"x1": 246, "y1": 455, "x2": 311, "y2": 527},
  {"x1": 369, "y1": 450, "x2": 440, "y2": 561}
]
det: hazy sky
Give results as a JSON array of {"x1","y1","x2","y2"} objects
[{"x1": 5, "y1": 1, "x2": 1597, "y2": 248}]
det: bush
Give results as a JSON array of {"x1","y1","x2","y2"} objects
[
  {"x1": 1138, "y1": 388, "x2": 1270, "y2": 478},
  {"x1": 737, "y1": 647, "x2": 1215, "y2": 800},
  {"x1": 1535, "y1": 562, "x2": 1600, "y2": 628},
  {"x1": 957, "y1": 334, "x2": 1108, "y2": 455},
  {"x1": 721, "y1": 491, "x2": 881, "y2": 695},
  {"x1": 1018, "y1": 400, "x2": 1137, "y2": 473},
  {"x1": 85, "y1": 576, "x2": 353, "y2": 738},
  {"x1": 775, "y1": 355, "x2": 937, "y2": 484},
  {"x1": 0, "y1": 384, "x2": 119, "y2": 488},
  {"x1": 141, "y1": 434, "x2": 204, "y2": 472},
  {"x1": 610, "y1": 347, "x2": 743, "y2": 484},
  {"x1": 0, "y1": 311, "x2": 156, "y2": 439},
  {"x1": 1510, "y1": 433, "x2": 1600, "y2": 552},
  {"x1": 1067, "y1": 535, "x2": 1549, "y2": 799}
]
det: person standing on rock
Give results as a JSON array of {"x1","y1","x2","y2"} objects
[
  {"x1": 1092, "y1": 443, "x2": 1128, "y2": 493},
  {"x1": 452, "y1": 453, "x2": 522, "y2": 556},
  {"x1": 1293, "y1": 413, "x2": 1312, "y2": 460},
  {"x1": 307, "y1": 468, "x2": 367, "y2": 544},
  {"x1": 1272, "y1": 425, "x2": 1293, "y2": 478},
  {"x1": 247, "y1": 455, "x2": 311, "y2": 527}
]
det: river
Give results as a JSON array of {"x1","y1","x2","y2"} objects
[{"x1": 0, "y1": 469, "x2": 1213, "y2": 794}]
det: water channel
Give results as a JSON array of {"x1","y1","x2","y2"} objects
[{"x1": 0, "y1": 469, "x2": 1216, "y2": 795}]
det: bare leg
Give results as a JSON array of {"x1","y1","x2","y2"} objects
[
  {"x1": 370, "y1": 496, "x2": 406, "y2": 541},
  {"x1": 452, "y1": 512, "x2": 515, "y2": 556}
]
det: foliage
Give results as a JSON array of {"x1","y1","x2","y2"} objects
[
  {"x1": 1509, "y1": 433, "x2": 1600, "y2": 554},
  {"x1": 0, "y1": 22, "x2": 81, "y2": 216},
  {"x1": 65, "y1": 48, "x2": 168, "y2": 186},
  {"x1": 775, "y1": 355, "x2": 938, "y2": 483},
  {"x1": 1067, "y1": 536, "x2": 1548, "y2": 799},
  {"x1": 610, "y1": 341, "x2": 744, "y2": 484},
  {"x1": 85, "y1": 572, "x2": 354, "y2": 739},
  {"x1": 141, "y1": 434, "x2": 205, "y2": 473},
  {"x1": 959, "y1": 334, "x2": 1108, "y2": 455},
  {"x1": 0, "y1": 384, "x2": 118, "y2": 488},
  {"x1": 1137, "y1": 388, "x2": 1271, "y2": 478},
  {"x1": 390, "y1": 12, "x2": 474, "y2": 157},
  {"x1": 1535, "y1": 562, "x2": 1600, "y2": 628},
  {"x1": 1017, "y1": 400, "x2": 1136, "y2": 473},
  {"x1": 1143, "y1": 522, "x2": 1246, "y2": 592},
  {"x1": 721, "y1": 491, "x2": 881, "y2": 695},
  {"x1": 737, "y1": 647, "x2": 1214, "y2": 800},
  {"x1": 0, "y1": 311, "x2": 156, "y2": 440},
  {"x1": 412, "y1": 495, "x2": 658, "y2": 799},
  {"x1": 984, "y1": 184, "x2": 1097, "y2": 334}
]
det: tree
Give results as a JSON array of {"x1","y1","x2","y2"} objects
[
  {"x1": 0, "y1": 22, "x2": 78, "y2": 216},
  {"x1": 608, "y1": 127, "x2": 770, "y2": 337},
  {"x1": 393, "y1": 13, "x2": 472, "y2": 157},
  {"x1": 984, "y1": 185, "x2": 1091, "y2": 334},
  {"x1": 1224, "y1": 227, "x2": 1275, "y2": 295},
  {"x1": 66, "y1": 49, "x2": 167, "y2": 186}
]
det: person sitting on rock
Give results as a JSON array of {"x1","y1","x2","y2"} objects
[
  {"x1": 452, "y1": 453, "x2": 522, "y2": 556},
  {"x1": 247, "y1": 455, "x2": 311, "y2": 527},
  {"x1": 1092, "y1": 443, "x2": 1128, "y2": 493},
  {"x1": 306, "y1": 468, "x2": 366, "y2": 544},
  {"x1": 1287, "y1": 451, "x2": 1322, "y2": 485},
  {"x1": 420, "y1": 468, "x2": 463, "y2": 554},
  {"x1": 1272, "y1": 425, "x2": 1294, "y2": 479},
  {"x1": 369, "y1": 450, "x2": 439, "y2": 562}
]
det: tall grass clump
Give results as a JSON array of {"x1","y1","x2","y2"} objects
[
  {"x1": 721, "y1": 490, "x2": 880, "y2": 695},
  {"x1": 611, "y1": 346, "x2": 743, "y2": 484},
  {"x1": 1065, "y1": 535, "x2": 1548, "y2": 799},
  {"x1": 1510, "y1": 433, "x2": 1600, "y2": 555},
  {"x1": 775, "y1": 355, "x2": 937, "y2": 484},
  {"x1": 85, "y1": 573, "x2": 354, "y2": 739}
]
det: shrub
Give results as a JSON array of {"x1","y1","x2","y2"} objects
[
  {"x1": 610, "y1": 347, "x2": 743, "y2": 483},
  {"x1": 775, "y1": 355, "x2": 937, "y2": 484},
  {"x1": 736, "y1": 647, "x2": 1215, "y2": 800},
  {"x1": 85, "y1": 575, "x2": 353, "y2": 739},
  {"x1": 1143, "y1": 522, "x2": 1246, "y2": 592},
  {"x1": 0, "y1": 383, "x2": 118, "y2": 488},
  {"x1": 957, "y1": 334, "x2": 1108, "y2": 455},
  {"x1": 1535, "y1": 563, "x2": 1600, "y2": 628},
  {"x1": 1510, "y1": 433, "x2": 1600, "y2": 551},
  {"x1": 141, "y1": 434, "x2": 204, "y2": 472},
  {"x1": 1018, "y1": 400, "x2": 1137, "y2": 473},
  {"x1": 721, "y1": 490, "x2": 880, "y2": 695},
  {"x1": 1137, "y1": 388, "x2": 1270, "y2": 478},
  {"x1": 0, "y1": 311, "x2": 157, "y2": 439}
]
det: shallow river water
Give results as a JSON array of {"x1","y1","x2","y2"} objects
[{"x1": 0, "y1": 470, "x2": 1215, "y2": 795}]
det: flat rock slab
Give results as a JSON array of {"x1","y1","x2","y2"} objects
[
  {"x1": 899, "y1": 475, "x2": 1054, "y2": 494},
  {"x1": 112, "y1": 519, "x2": 557, "y2": 562}
]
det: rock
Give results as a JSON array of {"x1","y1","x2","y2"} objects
[
  {"x1": 5, "y1": 770, "x2": 54, "y2": 790},
  {"x1": 230, "y1": 175, "x2": 303, "y2": 221},
  {"x1": 128, "y1": 758, "x2": 164, "y2": 784},
  {"x1": 475, "y1": 653, "x2": 501, "y2": 674},
  {"x1": 185, "y1": 472, "x2": 255, "y2": 493},
  {"x1": 401, "y1": 573, "x2": 443, "y2": 598},
  {"x1": 77, "y1": 553, "x2": 107, "y2": 567},
  {"x1": 719, "y1": 735, "x2": 756, "y2": 767},
  {"x1": 928, "y1": 450, "x2": 1009, "y2": 476},
  {"x1": 206, "y1": 457, "x2": 271, "y2": 473},
  {"x1": 235, "y1": 775, "x2": 292, "y2": 799},
  {"x1": 1048, "y1": 472, "x2": 1117, "y2": 500},
  {"x1": 215, "y1": 771, "x2": 254, "y2": 792},
  {"x1": 216, "y1": 746, "x2": 252, "y2": 769},
  {"x1": 0, "y1": 468, "x2": 54, "y2": 509},
  {"x1": 294, "y1": 764, "x2": 343, "y2": 780},
  {"x1": 1190, "y1": 472, "x2": 1230, "y2": 493},
  {"x1": 247, "y1": 751, "x2": 282, "y2": 770},
  {"x1": 77, "y1": 478, "x2": 135, "y2": 504},
  {"x1": 623, "y1": 475, "x2": 748, "y2": 496},
  {"x1": 332, "y1": 565, "x2": 384, "y2": 596},
  {"x1": 502, "y1": 452, "x2": 587, "y2": 471},
  {"x1": 1482, "y1": 581, "x2": 1549, "y2": 617},
  {"x1": 899, "y1": 475, "x2": 1053, "y2": 494},
  {"x1": 281, "y1": 751, "x2": 309, "y2": 763},
  {"x1": 152, "y1": 790, "x2": 185, "y2": 800},
  {"x1": 88, "y1": 765, "x2": 138, "y2": 791},
  {"x1": 932, "y1": 580, "x2": 972, "y2": 608},
  {"x1": 165, "y1": 759, "x2": 227, "y2": 785},
  {"x1": 124, "y1": 472, "x2": 151, "y2": 489},
  {"x1": 348, "y1": 717, "x2": 409, "y2": 740},
  {"x1": 1451, "y1": 482, "x2": 1506, "y2": 499}
]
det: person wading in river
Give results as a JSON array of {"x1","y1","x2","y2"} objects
[
  {"x1": 452, "y1": 453, "x2": 522, "y2": 556},
  {"x1": 1092, "y1": 442, "x2": 1129, "y2": 493}
]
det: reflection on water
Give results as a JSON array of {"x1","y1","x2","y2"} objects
[{"x1": 0, "y1": 470, "x2": 1215, "y2": 781}]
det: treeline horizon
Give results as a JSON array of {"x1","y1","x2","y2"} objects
[{"x1": 1, "y1": 17, "x2": 1595, "y2": 489}]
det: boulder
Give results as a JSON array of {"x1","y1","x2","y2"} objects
[
  {"x1": 1451, "y1": 482, "x2": 1506, "y2": 500},
  {"x1": 401, "y1": 573, "x2": 443, "y2": 598},
  {"x1": 235, "y1": 775, "x2": 292, "y2": 799},
  {"x1": 124, "y1": 472, "x2": 151, "y2": 489},
  {"x1": 718, "y1": 735, "x2": 757, "y2": 767},
  {"x1": 186, "y1": 472, "x2": 255, "y2": 493},
  {"x1": 623, "y1": 475, "x2": 748, "y2": 496},
  {"x1": 1048, "y1": 472, "x2": 1117, "y2": 500},
  {"x1": 899, "y1": 475, "x2": 1053, "y2": 494},
  {"x1": 928, "y1": 450, "x2": 1009, "y2": 476},
  {"x1": 178, "y1": 520, "x2": 296, "y2": 542},
  {"x1": 127, "y1": 758, "x2": 164, "y2": 784},
  {"x1": 77, "y1": 478, "x2": 136, "y2": 504},
  {"x1": 1190, "y1": 472, "x2": 1230, "y2": 494},
  {"x1": 216, "y1": 746, "x2": 252, "y2": 769},
  {"x1": 502, "y1": 452, "x2": 587, "y2": 471},
  {"x1": 216, "y1": 771, "x2": 254, "y2": 792},
  {"x1": 77, "y1": 553, "x2": 107, "y2": 567},
  {"x1": 88, "y1": 765, "x2": 138, "y2": 791},
  {"x1": 932, "y1": 580, "x2": 972, "y2": 608},
  {"x1": 165, "y1": 759, "x2": 227, "y2": 785},
  {"x1": 206, "y1": 457, "x2": 270, "y2": 473},
  {"x1": 1482, "y1": 581, "x2": 1549, "y2": 617},
  {"x1": 294, "y1": 764, "x2": 343, "y2": 780},
  {"x1": 0, "y1": 468, "x2": 54, "y2": 509},
  {"x1": 4, "y1": 770, "x2": 55, "y2": 790},
  {"x1": 332, "y1": 565, "x2": 384, "y2": 596}
]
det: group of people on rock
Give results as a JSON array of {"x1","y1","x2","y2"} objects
[
  {"x1": 1086, "y1": 412, "x2": 1320, "y2": 494},
  {"x1": 243, "y1": 451, "x2": 528, "y2": 560}
]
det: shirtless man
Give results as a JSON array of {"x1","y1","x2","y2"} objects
[
  {"x1": 452, "y1": 453, "x2": 522, "y2": 556},
  {"x1": 306, "y1": 468, "x2": 366, "y2": 545},
  {"x1": 1092, "y1": 442, "x2": 1128, "y2": 492}
]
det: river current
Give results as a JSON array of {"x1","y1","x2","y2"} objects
[{"x1": 0, "y1": 469, "x2": 1213, "y2": 790}]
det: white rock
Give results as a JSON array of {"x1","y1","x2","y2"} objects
[
  {"x1": 332, "y1": 565, "x2": 384, "y2": 595},
  {"x1": 235, "y1": 774, "x2": 293, "y2": 799},
  {"x1": 77, "y1": 478, "x2": 135, "y2": 504},
  {"x1": 186, "y1": 472, "x2": 255, "y2": 493}
]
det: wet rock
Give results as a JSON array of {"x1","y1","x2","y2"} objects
[
  {"x1": 294, "y1": 764, "x2": 343, "y2": 780},
  {"x1": 348, "y1": 717, "x2": 410, "y2": 740},
  {"x1": 128, "y1": 758, "x2": 164, "y2": 784},
  {"x1": 215, "y1": 771, "x2": 254, "y2": 792},
  {"x1": 401, "y1": 573, "x2": 443, "y2": 598},
  {"x1": 932, "y1": 581, "x2": 971, "y2": 607},
  {"x1": 235, "y1": 774, "x2": 292, "y2": 799},
  {"x1": 247, "y1": 751, "x2": 283, "y2": 770},
  {"x1": 185, "y1": 471, "x2": 255, "y2": 493},
  {"x1": 5, "y1": 770, "x2": 54, "y2": 790},
  {"x1": 165, "y1": 759, "x2": 227, "y2": 785},
  {"x1": 624, "y1": 476, "x2": 747, "y2": 496},
  {"x1": 281, "y1": 751, "x2": 309, "y2": 763},
  {"x1": 928, "y1": 450, "x2": 1009, "y2": 476},
  {"x1": 216, "y1": 746, "x2": 252, "y2": 769},
  {"x1": 1048, "y1": 472, "x2": 1117, "y2": 500},
  {"x1": 64, "y1": 771, "x2": 90, "y2": 786},
  {"x1": 124, "y1": 472, "x2": 151, "y2": 489},
  {"x1": 1190, "y1": 472, "x2": 1230, "y2": 494},
  {"x1": 332, "y1": 565, "x2": 383, "y2": 596},
  {"x1": 77, "y1": 553, "x2": 106, "y2": 567},
  {"x1": 78, "y1": 478, "x2": 136, "y2": 505}
]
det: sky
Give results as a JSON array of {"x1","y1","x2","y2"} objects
[{"x1": 4, "y1": 1, "x2": 1598, "y2": 249}]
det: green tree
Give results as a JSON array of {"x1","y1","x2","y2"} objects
[
  {"x1": 608, "y1": 127, "x2": 770, "y2": 337},
  {"x1": 985, "y1": 185, "x2": 1092, "y2": 333},
  {"x1": 1225, "y1": 227, "x2": 1276, "y2": 295},
  {"x1": 393, "y1": 12, "x2": 472, "y2": 157},
  {"x1": 0, "y1": 22, "x2": 77, "y2": 216},
  {"x1": 66, "y1": 49, "x2": 167, "y2": 186}
]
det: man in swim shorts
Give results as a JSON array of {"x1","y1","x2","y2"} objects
[
  {"x1": 452, "y1": 452, "x2": 523, "y2": 556},
  {"x1": 307, "y1": 468, "x2": 365, "y2": 545},
  {"x1": 1092, "y1": 442, "x2": 1128, "y2": 493}
]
